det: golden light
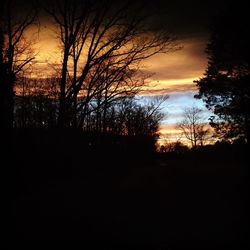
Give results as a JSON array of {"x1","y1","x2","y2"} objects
[{"x1": 23, "y1": 20, "x2": 208, "y2": 142}]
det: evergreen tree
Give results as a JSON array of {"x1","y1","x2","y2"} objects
[{"x1": 195, "y1": 2, "x2": 250, "y2": 143}]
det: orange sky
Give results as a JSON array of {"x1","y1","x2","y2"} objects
[
  {"x1": 143, "y1": 37, "x2": 210, "y2": 144},
  {"x1": 144, "y1": 37, "x2": 207, "y2": 87},
  {"x1": 27, "y1": 23, "x2": 209, "y2": 143},
  {"x1": 29, "y1": 24, "x2": 208, "y2": 84}
]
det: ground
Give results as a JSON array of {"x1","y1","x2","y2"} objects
[{"x1": 5, "y1": 131, "x2": 248, "y2": 248}]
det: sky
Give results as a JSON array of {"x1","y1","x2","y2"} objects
[
  {"x1": 20, "y1": 0, "x2": 229, "y2": 142},
  {"x1": 139, "y1": 0, "x2": 227, "y2": 142}
]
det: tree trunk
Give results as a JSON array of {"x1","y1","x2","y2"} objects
[
  {"x1": 58, "y1": 50, "x2": 69, "y2": 128},
  {"x1": 0, "y1": 24, "x2": 15, "y2": 129},
  {"x1": 0, "y1": 68, "x2": 15, "y2": 129},
  {"x1": 102, "y1": 89, "x2": 108, "y2": 133},
  {"x1": 72, "y1": 63, "x2": 78, "y2": 128}
]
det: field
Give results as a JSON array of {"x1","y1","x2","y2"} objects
[{"x1": 5, "y1": 131, "x2": 248, "y2": 248}]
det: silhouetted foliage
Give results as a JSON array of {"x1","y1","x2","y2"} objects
[
  {"x1": 1, "y1": 0, "x2": 171, "y2": 151},
  {"x1": 14, "y1": 77, "x2": 59, "y2": 128},
  {"x1": 195, "y1": 2, "x2": 250, "y2": 143},
  {"x1": 160, "y1": 141, "x2": 189, "y2": 153},
  {"x1": 0, "y1": 0, "x2": 37, "y2": 129},
  {"x1": 82, "y1": 96, "x2": 165, "y2": 138}
]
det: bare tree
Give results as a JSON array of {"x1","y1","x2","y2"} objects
[
  {"x1": 82, "y1": 94, "x2": 167, "y2": 139},
  {"x1": 176, "y1": 107, "x2": 211, "y2": 148},
  {"x1": 44, "y1": 0, "x2": 178, "y2": 128},
  {"x1": 14, "y1": 77, "x2": 59, "y2": 128},
  {"x1": 0, "y1": 0, "x2": 38, "y2": 129},
  {"x1": 76, "y1": 60, "x2": 149, "y2": 130}
]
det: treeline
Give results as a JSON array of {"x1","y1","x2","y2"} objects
[
  {"x1": 158, "y1": 139, "x2": 249, "y2": 173},
  {"x1": 14, "y1": 77, "x2": 164, "y2": 137},
  {"x1": 0, "y1": 0, "x2": 175, "y2": 140},
  {"x1": 0, "y1": 0, "x2": 176, "y2": 157}
]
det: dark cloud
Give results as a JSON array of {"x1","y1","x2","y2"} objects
[
  {"x1": 143, "y1": 0, "x2": 229, "y2": 39},
  {"x1": 14, "y1": 0, "x2": 229, "y2": 40}
]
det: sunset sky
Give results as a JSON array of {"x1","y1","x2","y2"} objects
[
  {"x1": 143, "y1": 37, "x2": 209, "y2": 142},
  {"x1": 138, "y1": 0, "x2": 226, "y2": 142},
  {"x1": 24, "y1": 0, "x2": 227, "y2": 142}
]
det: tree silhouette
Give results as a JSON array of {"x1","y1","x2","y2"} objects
[
  {"x1": 44, "y1": 0, "x2": 177, "y2": 128},
  {"x1": 82, "y1": 95, "x2": 167, "y2": 138},
  {"x1": 195, "y1": 2, "x2": 250, "y2": 143},
  {"x1": 176, "y1": 107, "x2": 211, "y2": 148},
  {"x1": 160, "y1": 141, "x2": 188, "y2": 154},
  {"x1": 14, "y1": 77, "x2": 59, "y2": 128},
  {"x1": 123, "y1": 96, "x2": 166, "y2": 137},
  {"x1": 0, "y1": 0, "x2": 37, "y2": 129}
]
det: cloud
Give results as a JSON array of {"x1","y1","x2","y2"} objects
[
  {"x1": 144, "y1": 0, "x2": 228, "y2": 39},
  {"x1": 158, "y1": 124, "x2": 184, "y2": 143},
  {"x1": 143, "y1": 37, "x2": 207, "y2": 85},
  {"x1": 161, "y1": 92, "x2": 212, "y2": 119}
]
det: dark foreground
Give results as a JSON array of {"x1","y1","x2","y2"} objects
[{"x1": 4, "y1": 130, "x2": 249, "y2": 248}]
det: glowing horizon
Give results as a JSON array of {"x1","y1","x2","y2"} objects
[{"x1": 24, "y1": 22, "x2": 209, "y2": 141}]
